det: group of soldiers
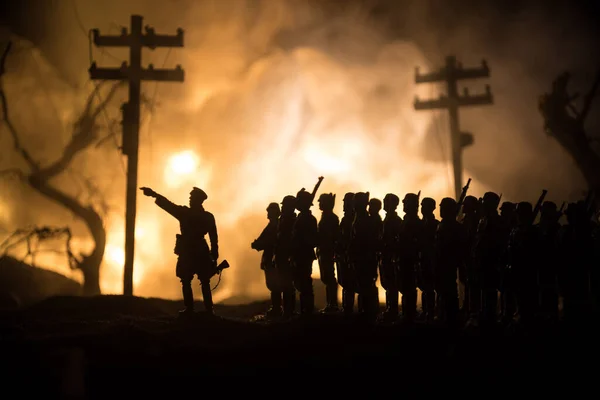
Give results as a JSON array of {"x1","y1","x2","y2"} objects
[{"x1": 251, "y1": 178, "x2": 600, "y2": 325}]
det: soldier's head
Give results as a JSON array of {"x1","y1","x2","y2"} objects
[
  {"x1": 343, "y1": 192, "x2": 355, "y2": 213},
  {"x1": 353, "y1": 192, "x2": 370, "y2": 212},
  {"x1": 482, "y1": 192, "x2": 501, "y2": 214},
  {"x1": 540, "y1": 201, "x2": 558, "y2": 221},
  {"x1": 383, "y1": 193, "x2": 399, "y2": 213},
  {"x1": 440, "y1": 197, "x2": 458, "y2": 220},
  {"x1": 266, "y1": 202, "x2": 280, "y2": 220},
  {"x1": 368, "y1": 198, "x2": 382, "y2": 216},
  {"x1": 421, "y1": 197, "x2": 436, "y2": 216},
  {"x1": 281, "y1": 195, "x2": 296, "y2": 214},
  {"x1": 189, "y1": 187, "x2": 207, "y2": 209},
  {"x1": 462, "y1": 195, "x2": 478, "y2": 214},
  {"x1": 296, "y1": 189, "x2": 313, "y2": 212},
  {"x1": 318, "y1": 193, "x2": 335, "y2": 212},
  {"x1": 516, "y1": 202, "x2": 533, "y2": 224},
  {"x1": 500, "y1": 201, "x2": 516, "y2": 218},
  {"x1": 402, "y1": 193, "x2": 419, "y2": 214}
]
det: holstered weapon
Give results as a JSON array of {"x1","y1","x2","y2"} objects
[
  {"x1": 456, "y1": 178, "x2": 472, "y2": 217},
  {"x1": 531, "y1": 189, "x2": 548, "y2": 225}
]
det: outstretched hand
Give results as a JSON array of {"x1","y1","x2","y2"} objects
[{"x1": 140, "y1": 187, "x2": 157, "y2": 198}]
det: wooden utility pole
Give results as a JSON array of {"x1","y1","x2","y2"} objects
[
  {"x1": 89, "y1": 15, "x2": 185, "y2": 296},
  {"x1": 414, "y1": 55, "x2": 493, "y2": 200}
]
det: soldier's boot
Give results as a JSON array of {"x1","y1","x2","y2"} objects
[
  {"x1": 266, "y1": 292, "x2": 282, "y2": 318},
  {"x1": 180, "y1": 282, "x2": 194, "y2": 315},
  {"x1": 282, "y1": 290, "x2": 296, "y2": 318},
  {"x1": 201, "y1": 282, "x2": 214, "y2": 316},
  {"x1": 326, "y1": 284, "x2": 339, "y2": 311},
  {"x1": 402, "y1": 290, "x2": 417, "y2": 323},
  {"x1": 425, "y1": 291, "x2": 436, "y2": 323},
  {"x1": 382, "y1": 291, "x2": 399, "y2": 321},
  {"x1": 342, "y1": 289, "x2": 354, "y2": 315},
  {"x1": 300, "y1": 292, "x2": 315, "y2": 316}
]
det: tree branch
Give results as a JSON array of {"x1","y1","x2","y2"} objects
[
  {"x1": 33, "y1": 81, "x2": 124, "y2": 182},
  {"x1": 578, "y1": 68, "x2": 600, "y2": 124}
]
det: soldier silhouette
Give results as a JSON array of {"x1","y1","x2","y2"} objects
[
  {"x1": 140, "y1": 186, "x2": 220, "y2": 316},
  {"x1": 473, "y1": 191, "x2": 503, "y2": 324},
  {"x1": 350, "y1": 192, "x2": 380, "y2": 320},
  {"x1": 317, "y1": 193, "x2": 340, "y2": 313},
  {"x1": 557, "y1": 201, "x2": 594, "y2": 321},
  {"x1": 419, "y1": 197, "x2": 438, "y2": 322},
  {"x1": 435, "y1": 198, "x2": 468, "y2": 325},
  {"x1": 536, "y1": 201, "x2": 562, "y2": 321},
  {"x1": 397, "y1": 193, "x2": 422, "y2": 323},
  {"x1": 498, "y1": 201, "x2": 518, "y2": 322},
  {"x1": 337, "y1": 192, "x2": 357, "y2": 314},
  {"x1": 507, "y1": 202, "x2": 540, "y2": 324},
  {"x1": 275, "y1": 195, "x2": 297, "y2": 318},
  {"x1": 368, "y1": 197, "x2": 383, "y2": 311},
  {"x1": 251, "y1": 202, "x2": 282, "y2": 318},
  {"x1": 380, "y1": 193, "x2": 402, "y2": 321},
  {"x1": 291, "y1": 189, "x2": 319, "y2": 316},
  {"x1": 460, "y1": 195, "x2": 480, "y2": 317}
]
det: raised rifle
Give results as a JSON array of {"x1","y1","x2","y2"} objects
[
  {"x1": 311, "y1": 176, "x2": 324, "y2": 201},
  {"x1": 531, "y1": 189, "x2": 548, "y2": 225},
  {"x1": 456, "y1": 178, "x2": 472, "y2": 217}
]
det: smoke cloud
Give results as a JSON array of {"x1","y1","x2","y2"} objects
[{"x1": 0, "y1": 0, "x2": 598, "y2": 302}]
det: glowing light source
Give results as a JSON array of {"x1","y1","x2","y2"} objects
[{"x1": 168, "y1": 150, "x2": 199, "y2": 175}]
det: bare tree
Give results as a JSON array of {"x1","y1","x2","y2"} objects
[
  {"x1": 0, "y1": 41, "x2": 123, "y2": 296},
  {"x1": 539, "y1": 69, "x2": 600, "y2": 195}
]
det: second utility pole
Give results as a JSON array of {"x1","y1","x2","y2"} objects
[
  {"x1": 414, "y1": 55, "x2": 493, "y2": 200},
  {"x1": 89, "y1": 15, "x2": 185, "y2": 296}
]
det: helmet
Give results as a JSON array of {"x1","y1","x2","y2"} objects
[
  {"x1": 318, "y1": 193, "x2": 336, "y2": 209},
  {"x1": 483, "y1": 192, "x2": 501, "y2": 208},
  {"x1": 266, "y1": 202, "x2": 280, "y2": 212},
  {"x1": 383, "y1": 193, "x2": 399, "y2": 208},
  {"x1": 440, "y1": 197, "x2": 457, "y2": 216},
  {"x1": 353, "y1": 192, "x2": 370, "y2": 208},
  {"x1": 403, "y1": 193, "x2": 419, "y2": 205},
  {"x1": 296, "y1": 189, "x2": 313, "y2": 207},
  {"x1": 281, "y1": 195, "x2": 296, "y2": 208},
  {"x1": 500, "y1": 201, "x2": 515, "y2": 211},
  {"x1": 421, "y1": 197, "x2": 436, "y2": 210}
]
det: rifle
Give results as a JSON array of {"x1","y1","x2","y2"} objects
[
  {"x1": 417, "y1": 190, "x2": 421, "y2": 203},
  {"x1": 584, "y1": 190, "x2": 597, "y2": 221},
  {"x1": 456, "y1": 178, "x2": 472, "y2": 217},
  {"x1": 531, "y1": 189, "x2": 548, "y2": 225},
  {"x1": 311, "y1": 176, "x2": 324, "y2": 200}
]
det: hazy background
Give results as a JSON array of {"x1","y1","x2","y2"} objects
[{"x1": 0, "y1": 0, "x2": 599, "y2": 303}]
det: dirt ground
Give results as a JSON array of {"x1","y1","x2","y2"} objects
[{"x1": 1, "y1": 295, "x2": 598, "y2": 396}]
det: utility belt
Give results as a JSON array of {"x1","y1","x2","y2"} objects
[{"x1": 174, "y1": 234, "x2": 209, "y2": 256}]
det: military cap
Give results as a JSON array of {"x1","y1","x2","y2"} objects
[{"x1": 190, "y1": 187, "x2": 208, "y2": 202}]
